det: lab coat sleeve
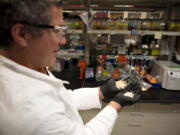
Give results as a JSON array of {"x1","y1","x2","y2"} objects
[
  {"x1": 35, "y1": 104, "x2": 118, "y2": 135},
  {"x1": 66, "y1": 87, "x2": 102, "y2": 110},
  {"x1": 48, "y1": 70, "x2": 101, "y2": 110}
]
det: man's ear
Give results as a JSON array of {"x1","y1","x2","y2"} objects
[{"x1": 11, "y1": 23, "x2": 29, "y2": 47}]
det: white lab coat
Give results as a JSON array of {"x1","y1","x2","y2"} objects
[{"x1": 0, "y1": 55, "x2": 118, "y2": 135}]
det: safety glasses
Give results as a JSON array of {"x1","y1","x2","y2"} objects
[{"x1": 19, "y1": 21, "x2": 68, "y2": 40}]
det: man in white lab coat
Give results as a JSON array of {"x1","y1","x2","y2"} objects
[{"x1": 0, "y1": 0, "x2": 141, "y2": 135}]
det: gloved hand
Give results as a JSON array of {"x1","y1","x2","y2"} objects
[
  {"x1": 112, "y1": 82, "x2": 141, "y2": 107},
  {"x1": 100, "y1": 78, "x2": 124, "y2": 99},
  {"x1": 125, "y1": 80, "x2": 141, "y2": 93},
  {"x1": 112, "y1": 91, "x2": 140, "y2": 107},
  {"x1": 123, "y1": 75, "x2": 141, "y2": 86}
]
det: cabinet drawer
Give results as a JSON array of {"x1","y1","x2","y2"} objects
[
  {"x1": 112, "y1": 120, "x2": 180, "y2": 135},
  {"x1": 82, "y1": 108, "x2": 100, "y2": 115},
  {"x1": 112, "y1": 112, "x2": 180, "y2": 135},
  {"x1": 112, "y1": 121, "x2": 164, "y2": 135},
  {"x1": 102, "y1": 102, "x2": 137, "y2": 112},
  {"x1": 139, "y1": 103, "x2": 180, "y2": 113},
  {"x1": 83, "y1": 114, "x2": 97, "y2": 123},
  {"x1": 118, "y1": 112, "x2": 144, "y2": 122},
  {"x1": 121, "y1": 104, "x2": 137, "y2": 112},
  {"x1": 139, "y1": 112, "x2": 180, "y2": 122},
  {"x1": 82, "y1": 109, "x2": 99, "y2": 123}
]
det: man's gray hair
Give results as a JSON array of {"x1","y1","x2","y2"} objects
[{"x1": 0, "y1": 0, "x2": 63, "y2": 48}]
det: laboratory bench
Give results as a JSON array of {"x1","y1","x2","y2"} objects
[
  {"x1": 53, "y1": 68, "x2": 180, "y2": 104},
  {"x1": 53, "y1": 68, "x2": 180, "y2": 135}
]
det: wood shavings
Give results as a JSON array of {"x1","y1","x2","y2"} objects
[
  {"x1": 115, "y1": 80, "x2": 127, "y2": 89},
  {"x1": 123, "y1": 92, "x2": 135, "y2": 98}
]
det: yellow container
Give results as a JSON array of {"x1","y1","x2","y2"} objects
[{"x1": 150, "y1": 49, "x2": 160, "y2": 56}]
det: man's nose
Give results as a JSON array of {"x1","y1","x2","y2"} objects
[{"x1": 59, "y1": 38, "x2": 66, "y2": 46}]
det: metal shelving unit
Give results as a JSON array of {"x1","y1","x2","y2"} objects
[
  {"x1": 88, "y1": 30, "x2": 131, "y2": 34},
  {"x1": 67, "y1": 29, "x2": 83, "y2": 34},
  {"x1": 63, "y1": 0, "x2": 180, "y2": 63},
  {"x1": 57, "y1": 52, "x2": 84, "y2": 59},
  {"x1": 67, "y1": 29, "x2": 180, "y2": 36},
  {"x1": 139, "y1": 30, "x2": 180, "y2": 36}
]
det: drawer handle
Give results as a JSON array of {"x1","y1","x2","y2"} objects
[
  {"x1": 128, "y1": 123, "x2": 142, "y2": 127},
  {"x1": 130, "y1": 112, "x2": 144, "y2": 116},
  {"x1": 153, "y1": 129, "x2": 161, "y2": 133},
  {"x1": 174, "y1": 110, "x2": 180, "y2": 113}
]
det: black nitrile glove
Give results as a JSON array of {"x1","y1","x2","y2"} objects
[
  {"x1": 123, "y1": 75, "x2": 141, "y2": 87},
  {"x1": 100, "y1": 78, "x2": 123, "y2": 99},
  {"x1": 112, "y1": 81, "x2": 141, "y2": 107},
  {"x1": 112, "y1": 91, "x2": 140, "y2": 107},
  {"x1": 126, "y1": 81, "x2": 141, "y2": 93}
]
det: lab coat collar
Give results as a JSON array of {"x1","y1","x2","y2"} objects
[{"x1": 0, "y1": 55, "x2": 67, "y2": 86}]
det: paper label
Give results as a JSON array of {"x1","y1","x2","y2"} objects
[{"x1": 154, "y1": 32, "x2": 162, "y2": 39}]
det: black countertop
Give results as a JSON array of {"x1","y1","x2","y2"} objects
[{"x1": 53, "y1": 68, "x2": 180, "y2": 103}]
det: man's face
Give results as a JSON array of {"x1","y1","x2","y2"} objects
[{"x1": 25, "y1": 6, "x2": 66, "y2": 69}]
